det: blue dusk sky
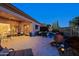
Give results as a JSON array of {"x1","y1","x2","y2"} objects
[{"x1": 12, "y1": 3, "x2": 79, "y2": 27}]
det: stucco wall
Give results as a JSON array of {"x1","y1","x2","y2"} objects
[{"x1": 31, "y1": 23, "x2": 40, "y2": 33}]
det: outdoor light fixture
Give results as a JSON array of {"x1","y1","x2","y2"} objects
[
  {"x1": 26, "y1": 25, "x2": 30, "y2": 28},
  {"x1": 61, "y1": 48, "x2": 65, "y2": 52},
  {"x1": 8, "y1": 28, "x2": 10, "y2": 31}
]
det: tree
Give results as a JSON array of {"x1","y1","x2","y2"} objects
[
  {"x1": 69, "y1": 16, "x2": 79, "y2": 36},
  {"x1": 51, "y1": 21, "x2": 60, "y2": 32},
  {"x1": 70, "y1": 16, "x2": 79, "y2": 28}
]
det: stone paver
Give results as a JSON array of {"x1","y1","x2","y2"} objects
[{"x1": 1, "y1": 36, "x2": 59, "y2": 56}]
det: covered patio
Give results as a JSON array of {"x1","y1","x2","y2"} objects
[{"x1": 0, "y1": 10, "x2": 33, "y2": 36}]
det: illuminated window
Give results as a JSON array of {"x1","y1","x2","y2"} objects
[{"x1": 0, "y1": 23, "x2": 10, "y2": 34}]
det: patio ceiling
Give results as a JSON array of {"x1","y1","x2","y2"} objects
[{"x1": 0, "y1": 10, "x2": 32, "y2": 24}]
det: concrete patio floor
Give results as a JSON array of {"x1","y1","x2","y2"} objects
[{"x1": 1, "y1": 36, "x2": 59, "y2": 56}]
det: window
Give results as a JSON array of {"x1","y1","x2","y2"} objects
[
  {"x1": 0, "y1": 23, "x2": 10, "y2": 34},
  {"x1": 35, "y1": 25, "x2": 38, "y2": 29}
]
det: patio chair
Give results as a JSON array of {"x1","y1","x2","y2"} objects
[
  {"x1": 0, "y1": 47, "x2": 15, "y2": 56},
  {"x1": 7, "y1": 48, "x2": 15, "y2": 56}
]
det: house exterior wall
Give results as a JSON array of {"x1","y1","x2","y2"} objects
[
  {"x1": 0, "y1": 6, "x2": 32, "y2": 35},
  {"x1": 32, "y1": 23, "x2": 40, "y2": 32},
  {"x1": 0, "y1": 6, "x2": 41, "y2": 36}
]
